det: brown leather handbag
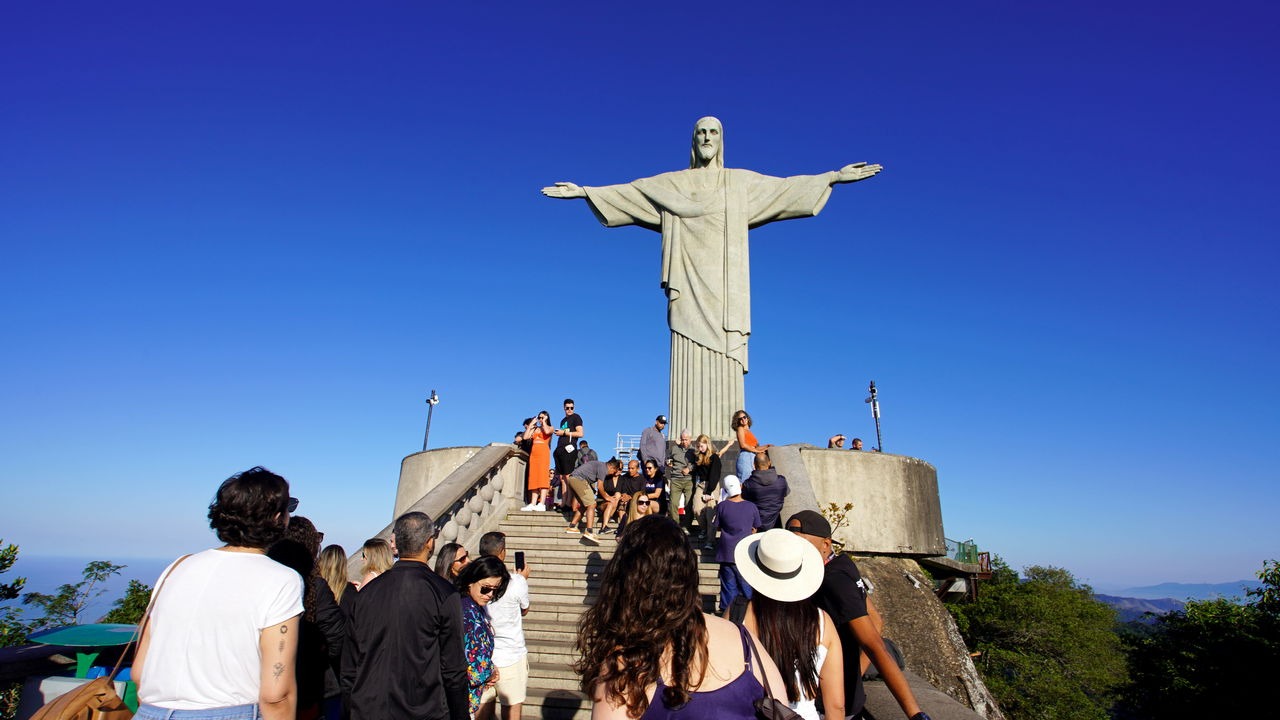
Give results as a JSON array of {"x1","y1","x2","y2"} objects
[{"x1": 29, "y1": 555, "x2": 192, "y2": 720}]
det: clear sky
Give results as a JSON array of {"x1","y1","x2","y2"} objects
[{"x1": 2, "y1": 1, "x2": 1276, "y2": 592}]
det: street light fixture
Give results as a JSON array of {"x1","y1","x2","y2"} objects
[
  {"x1": 864, "y1": 380, "x2": 883, "y2": 452},
  {"x1": 422, "y1": 389, "x2": 440, "y2": 451}
]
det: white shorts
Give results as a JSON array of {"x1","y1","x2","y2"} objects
[{"x1": 479, "y1": 654, "x2": 529, "y2": 706}]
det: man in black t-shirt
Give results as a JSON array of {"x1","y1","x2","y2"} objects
[
  {"x1": 553, "y1": 398, "x2": 583, "y2": 508},
  {"x1": 786, "y1": 510, "x2": 931, "y2": 720}
]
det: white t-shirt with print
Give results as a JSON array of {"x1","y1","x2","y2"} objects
[
  {"x1": 488, "y1": 573, "x2": 529, "y2": 668},
  {"x1": 139, "y1": 548, "x2": 304, "y2": 709}
]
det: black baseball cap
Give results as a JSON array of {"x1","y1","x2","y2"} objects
[{"x1": 786, "y1": 510, "x2": 832, "y2": 538}]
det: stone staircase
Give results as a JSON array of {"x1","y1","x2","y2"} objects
[{"x1": 497, "y1": 509, "x2": 721, "y2": 720}]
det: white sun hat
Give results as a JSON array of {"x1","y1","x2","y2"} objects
[{"x1": 734, "y1": 528, "x2": 825, "y2": 602}]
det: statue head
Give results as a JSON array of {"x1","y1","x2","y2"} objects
[{"x1": 689, "y1": 116, "x2": 724, "y2": 169}]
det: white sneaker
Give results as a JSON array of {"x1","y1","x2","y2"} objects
[
  {"x1": 533, "y1": 505, "x2": 546, "y2": 512},
  {"x1": 520, "y1": 503, "x2": 536, "y2": 511},
  {"x1": 582, "y1": 531, "x2": 599, "y2": 544}
]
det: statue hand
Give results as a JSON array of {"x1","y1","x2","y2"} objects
[
  {"x1": 541, "y1": 182, "x2": 586, "y2": 199},
  {"x1": 835, "y1": 162, "x2": 883, "y2": 183}
]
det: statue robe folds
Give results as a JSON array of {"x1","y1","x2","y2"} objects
[{"x1": 583, "y1": 168, "x2": 836, "y2": 436}]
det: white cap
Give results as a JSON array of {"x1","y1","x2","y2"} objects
[{"x1": 721, "y1": 475, "x2": 742, "y2": 499}]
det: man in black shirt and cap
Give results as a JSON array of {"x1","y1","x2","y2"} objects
[{"x1": 786, "y1": 510, "x2": 931, "y2": 720}]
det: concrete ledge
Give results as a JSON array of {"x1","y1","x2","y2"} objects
[
  {"x1": 395, "y1": 446, "x2": 493, "y2": 519},
  {"x1": 797, "y1": 447, "x2": 945, "y2": 556},
  {"x1": 865, "y1": 669, "x2": 985, "y2": 720}
]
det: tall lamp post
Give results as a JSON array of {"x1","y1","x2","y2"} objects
[
  {"x1": 422, "y1": 389, "x2": 440, "y2": 451},
  {"x1": 864, "y1": 380, "x2": 883, "y2": 452}
]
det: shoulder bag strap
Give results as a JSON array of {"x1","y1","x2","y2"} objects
[
  {"x1": 106, "y1": 553, "x2": 193, "y2": 681},
  {"x1": 740, "y1": 623, "x2": 779, "y2": 701}
]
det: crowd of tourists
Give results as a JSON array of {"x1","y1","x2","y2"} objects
[
  {"x1": 512, "y1": 401, "x2": 790, "y2": 546},
  {"x1": 126, "y1": 415, "x2": 934, "y2": 720}
]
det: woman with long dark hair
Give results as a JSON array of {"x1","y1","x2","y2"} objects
[
  {"x1": 133, "y1": 467, "x2": 303, "y2": 720},
  {"x1": 576, "y1": 514, "x2": 785, "y2": 719},
  {"x1": 268, "y1": 517, "x2": 346, "y2": 720},
  {"x1": 433, "y1": 542, "x2": 469, "y2": 582},
  {"x1": 736, "y1": 529, "x2": 844, "y2": 720},
  {"x1": 641, "y1": 460, "x2": 667, "y2": 516},
  {"x1": 456, "y1": 555, "x2": 510, "y2": 719}
]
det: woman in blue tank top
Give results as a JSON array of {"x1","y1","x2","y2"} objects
[{"x1": 575, "y1": 515, "x2": 787, "y2": 719}]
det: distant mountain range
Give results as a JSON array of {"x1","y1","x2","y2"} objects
[
  {"x1": 1115, "y1": 580, "x2": 1261, "y2": 602},
  {"x1": 1096, "y1": 594, "x2": 1185, "y2": 623},
  {"x1": 1095, "y1": 580, "x2": 1262, "y2": 624}
]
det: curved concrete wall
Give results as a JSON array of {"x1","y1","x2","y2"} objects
[
  {"x1": 395, "y1": 446, "x2": 521, "y2": 520},
  {"x1": 796, "y1": 447, "x2": 945, "y2": 556}
]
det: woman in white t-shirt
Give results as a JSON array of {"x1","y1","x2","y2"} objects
[
  {"x1": 738, "y1": 529, "x2": 845, "y2": 720},
  {"x1": 133, "y1": 466, "x2": 305, "y2": 720}
]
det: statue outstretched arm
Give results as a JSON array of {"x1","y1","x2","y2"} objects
[
  {"x1": 832, "y1": 162, "x2": 883, "y2": 184},
  {"x1": 541, "y1": 182, "x2": 586, "y2": 199}
]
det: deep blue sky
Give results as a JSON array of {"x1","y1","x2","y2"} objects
[{"x1": 2, "y1": 1, "x2": 1276, "y2": 590}]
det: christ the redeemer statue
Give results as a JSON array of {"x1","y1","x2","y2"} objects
[{"x1": 542, "y1": 116, "x2": 881, "y2": 438}]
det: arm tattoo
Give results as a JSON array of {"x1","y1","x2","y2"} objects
[
  {"x1": 280, "y1": 626, "x2": 288, "y2": 634},
  {"x1": 278, "y1": 639, "x2": 284, "y2": 652},
  {"x1": 272, "y1": 662, "x2": 284, "y2": 680}
]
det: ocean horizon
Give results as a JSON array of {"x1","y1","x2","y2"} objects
[{"x1": 1, "y1": 555, "x2": 176, "y2": 625}]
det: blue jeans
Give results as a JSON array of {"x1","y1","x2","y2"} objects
[
  {"x1": 719, "y1": 563, "x2": 753, "y2": 613},
  {"x1": 136, "y1": 704, "x2": 260, "y2": 720},
  {"x1": 735, "y1": 450, "x2": 755, "y2": 482}
]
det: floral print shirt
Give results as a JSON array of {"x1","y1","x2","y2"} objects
[{"x1": 461, "y1": 596, "x2": 494, "y2": 717}]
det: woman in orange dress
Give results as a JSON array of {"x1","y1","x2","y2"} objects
[{"x1": 522, "y1": 410, "x2": 555, "y2": 511}]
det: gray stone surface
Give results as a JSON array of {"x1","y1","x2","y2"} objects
[
  {"x1": 394, "y1": 445, "x2": 484, "y2": 518},
  {"x1": 542, "y1": 117, "x2": 881, "y2": 437},
  {"x1": 798, "y1": 446, "x2": 946, "y2": 556}
]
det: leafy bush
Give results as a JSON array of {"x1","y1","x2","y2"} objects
[
  {"x1": 1118, "y1": 559, "x2": 1280, "y2": 718},
  {"x1": 949, "y1": 557, "x2": 1126, "y2": 720}
]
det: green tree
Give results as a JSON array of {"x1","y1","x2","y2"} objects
[
  {"x1": 949, "y1": 557, "x2": 1127, "y2": 720},
  {"x1": 1, "y1": 542, "x2": 29, "y2": 720},
  {"x1": 22, "y1": 560, "x2": 124, "y2": 630},
  {"x1": 0, "y1": 541, "x2": 28, "y2": 647},
  {"x1": 1119, "y1": 559, "x2": 1280, "y2": 718},
  {"x1": 101, "y1": 579, "x2": 152, "y2": 625}
]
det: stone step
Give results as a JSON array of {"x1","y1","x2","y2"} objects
[
  {"x1": 529, "y1": 660, "x2": 581, "y2": 682},
  {"x1": 490, "y1": 512, "x2": 725, "y2": 719},
  {"x1": 522, "y1": 686, "x2": 592, "y2": 720}
]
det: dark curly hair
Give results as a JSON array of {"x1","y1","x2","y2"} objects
[
  {"x1": 574, "y1": 514, "x2": 707, "y2": 717},
  {"x1": 208, "y1": 466, "x2": 291, "y2": 549},
  {"x1": 267, "y1": 515, "x2": 322, "y2": 622},
  {"x1": 455, "y1": 555, "x2": 509, "y2": 601}
]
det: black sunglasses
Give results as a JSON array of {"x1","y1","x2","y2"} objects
[
  {"x1": 477, "y1": 584, "x2": 500, "y2": 596},
  {"x1": 287, "y1": 497, "x2": 299, "y2": 513},
  {"x1": 453, "y1": 554, "x2": 468, "y2": 564}
]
